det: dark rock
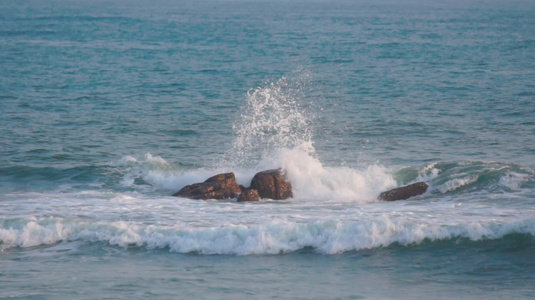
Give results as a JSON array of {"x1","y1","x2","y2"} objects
[
  {"x1": 205, "y1": 173, "x2": 232, "y2": 182},
  {"x1": 237, "y1": 189, "x2": 260, "y2": 202},
  {"x1": 250, "y1": 169, "x2": 293, "y2": 200},
  {"x1": 378, "y1": 182, "x2": 429, "y2": 201},
  {"x1": 172, "y1": 172, "x2": 241, "y2": 200}
]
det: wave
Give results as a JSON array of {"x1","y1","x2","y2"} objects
[
  {"x1": 409, "y1": 161, "x2": 535, "y2": 195},
  {"x1": 113, "y1": 150, "x2": 395, "y2": 203},
  {"x1": 110, "y1": 151, "x2": 535, "y2": 205},
  {"x1": 2, "y1": 215, "x2": 534, "y2": 255},
  {"x1": 4, "y1": 154, "x2": 532, "y2": 204}
]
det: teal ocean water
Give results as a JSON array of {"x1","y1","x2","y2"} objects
[{"x1": 1, "y1": 0, "x2": 535, "y2": 298}]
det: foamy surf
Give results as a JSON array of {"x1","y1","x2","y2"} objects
[
  {"x1": 2, "y1": 205, "x2": 534, "y2": 254},
  {"x1": 112, "y1": 150, "x2": 535, "y2": 206},
  {"x1": 113, "y1": 149, "x2": 396, "y2": 204}
]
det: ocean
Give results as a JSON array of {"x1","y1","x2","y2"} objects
[{"x1": 1, "y1": 0, "x2": 535, "y2": 298}]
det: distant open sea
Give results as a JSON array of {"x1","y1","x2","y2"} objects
[{"x1": 1, "y1": 0, "x2": 535, "y2": 299}]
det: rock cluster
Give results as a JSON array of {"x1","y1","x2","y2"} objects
[
  {"x1": 172, "y1": 168, "x2": 429, "y2": 202},
  {"x1": 172, "y1": 169, "x2": 293, "y2": 202}
]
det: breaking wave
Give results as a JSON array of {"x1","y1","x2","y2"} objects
[{"x1": 2, "y1": 215, "x2": 534, "y2": 254}]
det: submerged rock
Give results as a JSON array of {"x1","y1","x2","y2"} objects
[
  {"x1": 237, "y1": 188, "x2": 260, "y2": 202},
  {"x1": 172, "y1": 172, "x2": 241, "y2": 200},
  {"x1": 378, "y1": 182, "x2": 429, "y2": 201},
  {"x1": 250, "y1": 169, "x2": 293, "y2": 200}
]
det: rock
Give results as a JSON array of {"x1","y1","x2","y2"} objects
[
  {"x1": 205, "y1": 173, "x2": 233, "y2": 183},
  {"x1": 237, "y1": 189, "x2": 260, "y2": 202},
  {"x1": 378, "y1": 182, "x2": 429, "y2": 201},
  {"x1": 250, "y1": 169, "x2": 293, "y2": 200},
  {"x1": 172, "y1": 172, "x2": 241, "y2": 200}
]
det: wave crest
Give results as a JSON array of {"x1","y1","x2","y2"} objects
[{"x1": 2, "y1": 216, "x2": 534, "y2": 255}]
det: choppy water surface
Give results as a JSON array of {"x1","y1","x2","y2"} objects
[{"x1": 1, "y1": 0, "x2": 535, "y2": 299}]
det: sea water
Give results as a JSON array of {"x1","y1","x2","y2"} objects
[{"x1": 1, "y1": 0, "x2": 535, "y2": 299}]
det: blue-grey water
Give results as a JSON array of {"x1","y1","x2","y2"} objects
[{"x1": 1, "y1": 0, "x2": 535, "y2": 299}]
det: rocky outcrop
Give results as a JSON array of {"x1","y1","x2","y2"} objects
[
  {"x1": 172, "y1": 169, "x2": 430, "y2": 203},
  {"x1": 237, "y1": 188, "x2": 260, "y2": 202},
  {"x1": 171, "y1": 169, "x2": 293, "y2": 201},
  {"x1": 250, "y1": 169, "x2": 293, "y2": 200},
  {"x1": 378, "y1": 182, "x2": 429, "y2": 201},
  {"x1": 172, "y1": 172, "x2": 241, "y2": 200}
]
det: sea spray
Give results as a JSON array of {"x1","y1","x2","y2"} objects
[
  {"x1": 205, "y1": 71, "x2": 394, "y2": 202},
  {"x1": 103, "y1": 71, "x2": 397, "y2": 202},
  {"x1": 222, "y1": 71, "x2": 314, "y2": 169}
]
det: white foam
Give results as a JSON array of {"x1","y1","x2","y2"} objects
[
  {"x1": 438, "y1": 176, "x2": 478, "y2": 193},
  {"x1": 416, "y1": 162, "x2": 440, "y2": 182},
  {"x1": 254, "y1": 145, "x2": 395, "y2": 203},
  {"x1": 2, "y1": 211, "x2": 534, "y2": 255},
  {"x1": 499, "y1": 171, "x2": 530, "y2": 190},
  {"x1": 3, "y1": 183, "x2": 534, "y2": 255},
  {"x1": 113, "y1": 153, "x2": 169, "y2": 169}
]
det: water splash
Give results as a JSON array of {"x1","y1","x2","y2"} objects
[
  {"x1": 106, "y1": 71, "x2": 395, "y2": 202},
  {"x1": 223, "y1": 71, "x2": 314, "y2": 168}
]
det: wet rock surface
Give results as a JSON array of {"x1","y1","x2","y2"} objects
[
  {"x1": 172, "y1": 169, "x2": 293, "y2": 201},
  {"x1": 172, "y1": 172, "x2": 241, "y2": 200},
  {"x1": 237, "y1": 188, "x2": 261, "y2": 202},
  {"x1": 250, "y1": 169, "x2": 293, "y2": 200},
  {"x1": 378, "y1": 182, "x2": 429, "y2": 201}
]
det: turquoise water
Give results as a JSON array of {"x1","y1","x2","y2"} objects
[{"x1": 1, "y1": 0, "x2": 535, "y2": 298}]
